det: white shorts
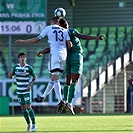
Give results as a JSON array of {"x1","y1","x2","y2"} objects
[{"x1": 48, "y1": 53, "x2": 67, "y2": 73}]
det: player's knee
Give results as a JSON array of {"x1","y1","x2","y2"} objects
[{"x1": 51, "y1": 74, "x2": 59, "y2": 81}]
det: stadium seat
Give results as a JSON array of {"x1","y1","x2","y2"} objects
[
  {"x1": 108, "y1": 32, "x2": 116, "y2": 39},
  {"x1": 97, "y1": 40, "x2": 106, "y2": 47},
  {"x1": 126, "y1": 26, "x2": 132, "y2": 33},
  {"x1": 42, "y1": 68, "x2": 50, "y2": 78},
  {"x1": 3, "y1": 48, "x2": 9, "y2": 66},
  {"x1": 118, "y1": 39, "x2": 126, "y2": 52},
  {"x1": 117, "y1": 26, "x2": 125, "y2": 33},
  {"x1": 82, "y1": 47, "x2": 88, "y2": 59},
  {"x1": 90, "y1": 27, "x2": 99, "y2": 36},
  {"x1": 87, "y1": 40, "x2": 97, "y2": 53},
  {"x1": 33, "y1": 67, "x2": 41, "y2": 77},
  {"x1": 0, "y1": 62, "x2": 6, "y2": 78},
  {"x1": 126, "y1": 26, "x2": 133, "y2": 44},
  {"x1": 91, "y1": 36, "x2": 106, "y2": 61},
  {"x1": 75, "y1": 27, "x2": 82, "y2": 33},
  {"x1": 117, "y1": 26, "x2": 126, "y2": 43},
  {"x1": 99, "y1": 53, "x2": 111, "y2": 69},
  {"x1": 82, "y1": 27, "x2": 90, "y2": 34},
  {"x1": 117, "y1": 32, "x2": 125, "y2": 39},
  {"x1": 19, "y1": 48, "x2": 27, "y2": 53},
  {"x1": 34, "y1": 56, "x2": 43, "y2": 63},
  {"x1": 88, "y1": 54, "x2": 97, "y2": 67},
  {"x1": 80, "y1": 39, "x2": 87, "y2": 48},
  {"x1": 99, "y1": 27, "x2": 108, "y2": 36},
  {"x1": 36, "y1": 48, "x2": 42, "y2": 54},
  {"x1": 108, "y1": 39, "x2": 116, "y2": 50},
  {"x1": 108, "y1": 26, "x2": 116, "y2": 33},
  {"x1": 108, "y1": 39, "x2": 119, "y2": 59}
]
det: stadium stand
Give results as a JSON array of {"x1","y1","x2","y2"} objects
[
  {"x1": 82, "y1": 27, "x2": 90, "y2": 35},
  {"x1": 87, "y1": 40, "x2": 97, "y2": 54},
  {"x1": 0, "y1": 26, "x2": 132, "y2": 82},
  {"x1": 0, "y1": 62, "x2": 6, "y2": 78},
  {"x1": 95, "y1": 40, "x2": 106, "y2": 59},
  {"x1": 90, "y1": 27, "x2": 99, "y2": 36},
  {"x1": 99, "y1": 27, "x2": 108, "y2": 35},
  {"x1": 76, "y1": 27, "x2": 82, "y2": 33},
  {"x1": 33, "y1": 48, "x2": 43, "y2": 78}
]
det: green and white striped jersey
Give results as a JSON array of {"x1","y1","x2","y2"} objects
[{"x1": 12, "y1": 63, "x2": 36, "y2": 94}]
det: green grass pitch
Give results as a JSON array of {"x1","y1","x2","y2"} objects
[{"x1": 0, "y1": 114, "x2": 133, "y2": 133}]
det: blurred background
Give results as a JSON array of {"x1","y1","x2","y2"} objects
[{"x1": 0, "y1": 0, "x2": 133, "y2": 115}]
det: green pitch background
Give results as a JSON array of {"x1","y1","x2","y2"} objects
[{"x1": 0, "y1": 114, "x2": 133, "y2": 133}]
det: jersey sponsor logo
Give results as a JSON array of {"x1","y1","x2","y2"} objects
[{"x1": 15, "y1": 71, "x2": 27, "y2": 76}]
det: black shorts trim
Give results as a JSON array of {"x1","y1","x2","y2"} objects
[{"x1": 50, "y1": 68, "x2": 64, "y2": 73}]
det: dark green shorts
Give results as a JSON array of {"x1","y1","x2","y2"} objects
[
  {"x1": 17, "y1": 93, "x2": 32, "y2": 106},
  {"x1": 65, "y1": 52, "x2": 83, "y2": 75}
]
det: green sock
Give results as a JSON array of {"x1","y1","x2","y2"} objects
[
  {"x1": 68, "y1": 83, "x2": 77, "y2": 103},
  {"x1": 64, "y1": 85, "x2": 70, "y2": 101},
  {"x1": 22, "y1": 109, "x2": 30, "y2": 124},
  {"x1": 28, "y1": 108, "x2": 36, "y2": 124}
]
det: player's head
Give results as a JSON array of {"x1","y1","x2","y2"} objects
[
  {"x1": 18, "y1": 52, "x2": 27, "y2": 63},
  {"x1": 59, "y1": 18, "x2": 69, "y2": 29},
  {"x1": 18, "y1": 52, "x2": 27, "y2": 59},
  {"x1": 50, "y1": 16, "x2": 60, "y2": 25}
]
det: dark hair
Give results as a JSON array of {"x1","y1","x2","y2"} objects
[
  {"x1": 59, "y1": 18, "x2": 68, "y2": 29},
  {"x1": 51, "y1": 16, "x2": 60, "y2": 23},
  {"x1": 18, "y1": 52, "x2": 26, "y2": 58}
]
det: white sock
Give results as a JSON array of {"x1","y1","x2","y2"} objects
[
  {"x1": 53, "y1": 80, "x2": 62, "y2": 102},
  {"x1": 41, "y1": 81, "x2": 54, "y2": 99}
]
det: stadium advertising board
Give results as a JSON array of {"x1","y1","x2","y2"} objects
[
  {"x1": 0, "y1": 0, "x2": 46, "y2": 34},
  {"x1": 0, "y1": 79, "x2": 82, "y2": 106}
]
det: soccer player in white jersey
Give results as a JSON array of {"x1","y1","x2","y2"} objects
[
  {"x1": 8, "y1": 53, "x2": 37, "y2": 132},
  {"x1": 15, "y1": 16, "x2": 73, "y2": 112}
]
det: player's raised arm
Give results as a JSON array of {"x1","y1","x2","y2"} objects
[
  {"x1": 75, "y1": 33, "x2": 106, "y2": 40},
  {"x1": 37, "y1": 48, "x2": 50, "y2": 57},
  {"x1": 15, "y1": 36, "x2": 40, "y2": 44}
]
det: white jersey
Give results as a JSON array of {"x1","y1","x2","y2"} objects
[
  {"x1": 38, "y1": 24, "x2": 70, "y2": 55},
  {"x1": 38, "y1": 24, "x2": 70, "y2": 72}
]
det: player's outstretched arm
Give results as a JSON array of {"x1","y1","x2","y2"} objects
[
  {"x1": 15, "y1": 37, "x2": 40, "y2": 44},
  {"x1": 75, "y1": 33, "x2": 106, "y2": 40},
  {"x1": 37, "y1": 48, "x2": 50, "y2": 57}
]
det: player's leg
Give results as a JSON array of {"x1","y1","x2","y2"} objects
[
  {"x1": 66, "y1": 53, "x2": 83, "y2": 114},
  {"x1": 63, "y1": 55, "x2": 71, "y2": 102},
  {"x1": 18, "y1": 94, "x2": 31, "y2": 131},
  {"x1": 68, "y1": 73, "x2": 81, "y2": 103},
  {"x1": 64, "y1": 74, "x2": 71, "y2": 102},
  {"x1": 24, "y1": 93, "x2": 37, "y2": 132},
  {"x1": 49, "y1": 54, "x2": 67, "y2": 112},
  {"x1": 34, "y1": 80, "x2": 54, "y2": 102},
  {"x1": 50, "y1": 72, "x2": 65, "y2": 113},
  {"x1": 41, "y1": 80, "x2": 54, "y2": 98}
]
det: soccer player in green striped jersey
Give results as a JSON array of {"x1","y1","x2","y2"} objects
[{"x1": 8, "y1": 52, "x2": 37, "y2": 132}]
